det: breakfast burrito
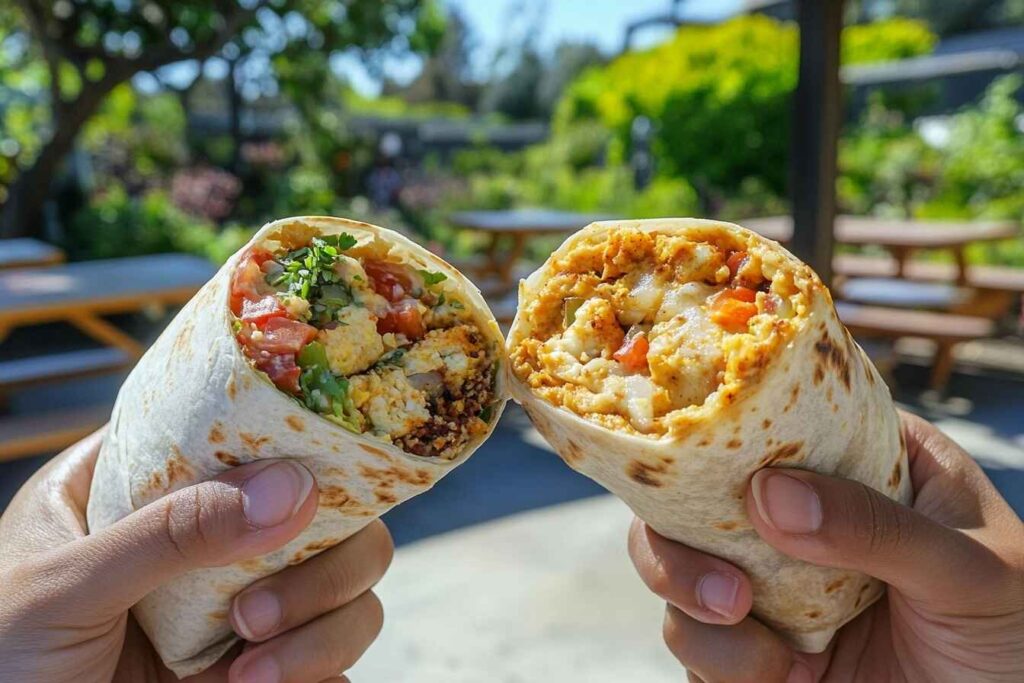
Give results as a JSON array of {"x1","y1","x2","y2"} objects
[
  {"x1": 506, "y1": 218, "x2": 911, "y2": 652},
  {"x1": 87, "y1": 216, "x2": 506, "y2": 677}
]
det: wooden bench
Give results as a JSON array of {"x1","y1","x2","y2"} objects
[
  {"x1": 0, "y1": 254, "x2": 216, "y2": 460},
  {"x1": 836, "y1": 302, "x2": 997, "y2": 391},
  {"x1": 834, "y1": 254, "x2": 1024, "y2": 291}
]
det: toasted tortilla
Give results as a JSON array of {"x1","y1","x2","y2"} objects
[
  {"x1": 506, "y1": 218, "x2": 911, "y2": 652},
  {"x1": 87, "y1": 216, "x2": 507, "y2": 677}
]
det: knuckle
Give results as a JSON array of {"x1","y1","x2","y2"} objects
[
  {"x1": 163, "y1": 483, "x2": 232, "y2": 565},
  {"x1": 365, "y1": 520, "x2": 395, "y2": 575},
  {"x1": 316, "y1": 554, "x2": 357, "y2": 606},
  {"x1": 661, "y1": 605, "x2": 688, "y2": 660},
  {"x1": 849, "y1": 483, "x2": 911, "y2": 558}
]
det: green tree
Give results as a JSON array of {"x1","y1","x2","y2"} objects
[{"x1": 1, "y1": 0, "x2": 440, "y2": 237}]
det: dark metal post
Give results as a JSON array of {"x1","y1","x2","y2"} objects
[{"x1": 791, "y1": 0, "x2": 844, "y2": 285}]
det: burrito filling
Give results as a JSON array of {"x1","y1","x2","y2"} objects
[
  {"x1": 230, "y1": 224, "x2": 498, "y2": 458},
  {"x1": 510, "y1": 228, "x2": 810, "y2": 436}
]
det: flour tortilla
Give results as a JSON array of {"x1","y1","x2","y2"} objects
[
  {"x1": 506, "y1": 218, "x2": 911, "y2": 652},
  {"x1": 86, "y1": 216, "x2": 507, "y2": 677}
]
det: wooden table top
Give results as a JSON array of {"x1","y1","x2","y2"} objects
[
  {"x1": 0, "y1": 253, "x2": 216, "y2": 321},
  {"x1": 0, "y1": 238, "x2": 65, "y2": 269},
  {"x1": 448, "y1": 209, "x2": 615, "y2": 234},
  {"x1": 740, "y1": 215, "x2": 1019, "y2": 248}
]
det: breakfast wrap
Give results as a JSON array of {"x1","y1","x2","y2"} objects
[
  {"x1": 87, "y1": 216, "x2": 506, "y2": 677},
  {"x1": 506, "y1": 218, "x2": 911, "y2": 652}
]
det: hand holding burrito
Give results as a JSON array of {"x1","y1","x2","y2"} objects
[
  {"x1": 628, "y1": 412, "x2": 1024, "y2": 682},
  {"x1": 0, "y1": 432, "x2": 394, "y2": 682},
  {"x1": 86, "y1": 216, "x2": 507, "y2": 676}
]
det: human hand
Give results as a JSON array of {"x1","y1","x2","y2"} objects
[
  {"x1": 628, "y1": 411, "x2": 1024, "y2": 682},
  {"x1": 0, "y1": 429, "x2": 394, "y2": 683}
]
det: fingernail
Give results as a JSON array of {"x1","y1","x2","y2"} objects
[
  {"x1": 243, "y1": 462, "x2": 314, "y2": 528},
  {"x1": 233, "y1": 590, "x2": 282, "y2": 640},
  {"x1": 787, "y1": 661, "x2": 814, "y2": 683},
  {"x1": 236, "y1": 655, "x2": 281, "y2": 683},
  {"x1": 752, "y1": 471, "x2": 822, "y2": 534},
  {"x1": 697, "y1": 572, "x2": 739, "y2": 617}
]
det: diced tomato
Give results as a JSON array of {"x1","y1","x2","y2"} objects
[
  {"x1": 240, "y1": 295, "x2": 286, "y2": 327},
  {"x1": 710, "y1": 291, "x2": 759, "y2": 333},
  {"x1": 613, "y1": 333, "x2": 650, "y2": 372},
  {"x1": 255, "y1": 352, "x2": 301, "y2": 394},
  {"x1": 254, "y1": 317, "x2": 318, "y2": 353},
  {"x1": 726, "y1": 286, "x2": 757, "y2": 303},
  {"x1": 726, "y1": 251, "x2": 748, "y2": 278},
  {"x1": 364, "y1": 260, "x2": 412, "y2": 302},
  {"x1": 230, "y1": 251, "x2": 273, "y2": 315},
  {"x1": 377, "y1": 300, "x2": 425, "y2": 340}
]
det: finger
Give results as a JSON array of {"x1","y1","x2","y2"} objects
[
  {"x1": 746, "y1": 467, "x2": 1011, "y2": 608},
  {"x1": 230, "y1": 520, "x2": 394, "y2": 642},
  {"x1": 628, "y1": 518, "x2": 752, "y2": 625},
  {"x1": 44, "y1": 459, "x2": 318, "y2": 614},
  {"x1": 229, "y1": 590, "x2": 384, "y2": 683},
  {"x1": 662, "y1": 605, "x2": 811, "y2": 683}
]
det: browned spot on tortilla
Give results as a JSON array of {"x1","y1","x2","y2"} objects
[
  {"x1": 288, "y1": 551, "x2": 308, "y2": 566},
  {"x1": 285, "y1": 415, "x2": 305, "y2": 432},
  {"x1": 304, "y1": 538, "x2": 340, "y2": 554},
  {"x1": 762, "y1": 419, "x2": 772, "y2": 429},
  {"x1": 360, "y1": 443, "x2": 393, "y2": 460},
  {"x1": 628, "y1": 460, "x2": 668, "y2": 487},
  {"x1": 166, "y1": 446, "x2": 194, "y2": 485},
  {"x1": 562, "y1": 440, "x2": 585, "y2": 465},
  {"x1": 825, "y1": 577, "x2": 847, "y2": 594},
  {"x1": 319, "y1": 484, "x2": 359, "y2": 510},
  {"x1": 226, "y1": 376, "x2": 238, "y2": 400},
  {"x1": 322, "y1": 466, "x2": 347, "y2": 478},
  {"x1": 310, "y1": 438, "x2": 323, "y2": 446},
  {"x1": 207, "y1": 610, "x2": 227, "y2": 623},
  {"x1": 826, "y1": 386, "x2": 834, "y2": 404},
  {"x1": 805, "y1": 610, "x2": 821, "y2": 619},
  {"x1": 759, "y1": 441, "x2": 804, "y2": 467},
  {"x1": 173, "y1": 321, "x2": 194, "y2": 355},
  {"x1": 785, "y1": 384, "x2": 800, "y2": 412},
  {"x1": 815, "y1": 332, "x2": 852, "y2": 391},
  {"x1": 898, "y1": 428, "x2": 907, "y2": 456},
  {"x1": 813, "y1": 363, "x2": 825, "y2": 386},
  {"x1": 146, "y1": 470, "x2": 167, "y2": 493},
  {"x1": 714, "y1": 521, "x2": 738, "y2": 531},
  {"x1": 209, "y1": 422, "x2": 225, "y2": 444},
  {"x1": 698, "y1": 437, "x2": 711, "y2": 447},
  {"x1": 358, "y1": 463, "x2": 432, "y2": 489},
  {"x1": 726, "y1": 438, "x2": 742, "y2": 450},
  {"x1": 375, "y1": 490, "x2": 398, "y2": 504},
  {"x1": 240, "y1": 432, "x2": 271, "y2": 451},
  {"x1": 888, "y1": 460, "x2": 902, "y2": 489},
  {"x1": 238, "y1": 558, "x2": 265, "y2": 572},
  {"x1": 241, "y1": 375, "x2": 254, "y2": 391},
  {"x1": 215, "y1": 450, "x2": 240, "y2": 466}
]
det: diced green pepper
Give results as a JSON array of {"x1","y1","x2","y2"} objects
[{"x1": 563, "y1": 297, "x2": 585, "y2": 327}]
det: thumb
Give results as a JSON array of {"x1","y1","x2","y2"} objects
[
  {"x1": 53, "y1": 459, "x2": 317, "y2": 615},
  {"x1": 745, "y1": 468, "x2": 1009, "y2": 608}
]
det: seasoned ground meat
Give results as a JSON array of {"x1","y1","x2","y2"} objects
[{"x1": 395, "y1": 362, "x2": 495, "y2": 458}]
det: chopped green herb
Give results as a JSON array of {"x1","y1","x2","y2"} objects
[
  {"x1": 297, "y1": 341, "x2": 363, "y2": 432},
  {"x1": 377, "y1": 348, "x2": 406, "y2": 366},
  {"x1": 418, "y1": 269, "x2": 448, "y2": 286},
  {"x1": 435, "y1": 292, "x2": 446, "y2": 307},
  {"x1": 478, "y1": 404, "x2": 494, "y2": 423},
  {"x1": 267, "y1": 233, "x2": 356, "y2": 303},
  {"x1": 449, "y1": 299, "x2": 465, "y2": 310}
]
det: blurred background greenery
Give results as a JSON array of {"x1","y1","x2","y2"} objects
[{"x1": 1, "y1": 0, "x2": 1022, "y2": 265}]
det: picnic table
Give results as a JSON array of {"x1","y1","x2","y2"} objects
[
  {"x1": 0, "y1": 238, "x2": 65, "y2": 269},
  {"x1": 0, "y1": 254, "x2": 216, "y2": 460},
  {"x1": 448, "y1": 209, "x2": 613, "y2": 288},
  {"x1": 741, "y1": 215, "x2": 1019, "y2": 284}
]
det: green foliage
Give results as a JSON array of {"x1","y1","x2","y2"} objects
[
  {"x1": 841, "y1": 17, "x2": 937, "y2": 64},
  {"x1": 839, "y1": 75, "x2": 1024, "y2": 267},
  {"x1": 555, "y1": 16, "x2": 937, "y2": 196}
]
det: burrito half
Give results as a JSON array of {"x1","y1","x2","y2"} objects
[
  {"x1": 506, "y1": 218, "x2": 911, "y2": 652},
  {"x1": 87, "y1": 216, "x2": 506, "y2": 677}
]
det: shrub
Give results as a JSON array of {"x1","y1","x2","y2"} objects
[{"x1": 555, "y1": 16, "x2": 937, "y2": 196}]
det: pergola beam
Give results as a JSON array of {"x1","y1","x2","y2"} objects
[{"x1": 790, "y1": 0, "x2": 845, "y2": 285}]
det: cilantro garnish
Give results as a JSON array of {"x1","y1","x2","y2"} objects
[
  {"x1": 450, "y1": 299, "x2": 465, "y2": 310},
  {"x1": 418, "y1": 269, "x2": 448, "y2": 287},
  {"x1": 267, "y1": 233, "x2": 356, "y2": 302},
  {"x1": 297, "y1": 341, "x2": 363, "y2": 432},
  {"x1": 377, "y1": 348, "x2": 406, "y2": 366}
]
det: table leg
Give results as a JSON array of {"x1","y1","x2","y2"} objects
[
  {"x1": 953, "y1": 247, "x2": 969, "y2": 286},
  {"x1": 68, "y1": 312, "x2": 144, "y2": 359},
  {"x1": 495, "y1": 234, "x2": 528, "y2": 287},
  {"x1": 889, "y1": 246, "x2": 911, "y2": 278},
  {"x1": 929, "y1": 341, "x2": 956, "y2": 395}
]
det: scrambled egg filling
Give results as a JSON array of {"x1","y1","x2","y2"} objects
[
  {"x1": 232, "y1": 225, "x2": 497, "y2": 458},
  {"x1": 510, "y1": 228, "x2": 808, "y2": 435}
]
